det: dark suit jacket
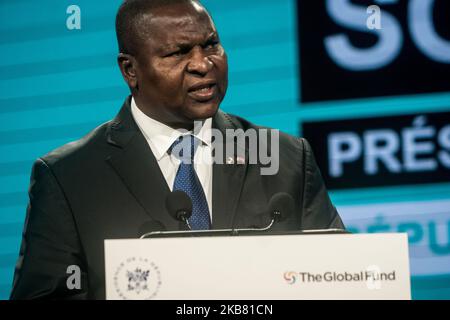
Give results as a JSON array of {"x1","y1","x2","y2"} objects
[{"x1": 10, "y1": 97, "x2": 344, "y2": 300}]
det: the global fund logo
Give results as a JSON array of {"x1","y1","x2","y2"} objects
[{"x1": 283, "y1": 267, "x2": 397, "y2": 290}]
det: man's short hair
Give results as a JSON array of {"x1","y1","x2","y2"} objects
[{"x1": 115, "y1": 0, "x2": 201, "y2": 55}]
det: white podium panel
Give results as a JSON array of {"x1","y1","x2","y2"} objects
[{"x1": 105, "y1": 233, "x2": 410, "y2": 300}]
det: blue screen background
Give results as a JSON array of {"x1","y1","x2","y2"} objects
[{"x1": 0, "y1": 0, "x2": 449, "y2": 299}]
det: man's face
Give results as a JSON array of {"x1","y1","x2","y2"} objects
[{"x1": 132, "y1": 1, "x2": 228, "y2": 127}]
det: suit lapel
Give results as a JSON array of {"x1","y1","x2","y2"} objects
[
  {"x1": 211, "y1": 111, "x2": 249, "y2": 229},
  {"x1": 105, "y1": 97, "x2": 180, "y2": 231}
]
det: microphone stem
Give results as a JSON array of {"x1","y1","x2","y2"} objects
[
  {"x1": 232, "y1": 218, "x2": 275, "y2": 233},
  {"x1": 139, "y1": 218, "x2": 276, "y2": 239},
  {"x1": 182, "y1": 216, "x2": 192, "y2": 231}
]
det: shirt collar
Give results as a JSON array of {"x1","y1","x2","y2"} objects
[{"x1": 131, "y1": 97, "x2": 212, "y2": 161}]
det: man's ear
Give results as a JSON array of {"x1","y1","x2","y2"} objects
[{"x1": 118, "y1": 53, "x2": 139, "y2": 89}]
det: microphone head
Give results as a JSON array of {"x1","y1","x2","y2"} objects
[
  {"x1": 268, "y1": 192, "x2": 295, "y2": 222},
  {"x1": 165, "y1": 190, "x2": 193, "y2": 221},
  {"x1": 138, "y1": 220, "x2": 167, "y2": 237}
]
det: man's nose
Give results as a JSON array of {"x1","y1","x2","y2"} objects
[{"x1": 186, "y1": 46, "x2": 213, "y2": 76}]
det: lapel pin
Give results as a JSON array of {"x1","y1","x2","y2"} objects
[
  {"x1": 236, "y1": 156, "x2": 246, "y2": 165},
  {"x1": 226, "y1": 156, "x2": 234, "y2": 165}
]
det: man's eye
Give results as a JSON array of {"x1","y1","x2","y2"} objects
[
  {"x1": 167, "y1": 51, "x2": 182, "y2": 57},
  {"x1": 205, "y1": 40, "x2": 219, "y2": 49},
  {"x1": 165, "y1": 48, "x2": 188, "y2": 57}
]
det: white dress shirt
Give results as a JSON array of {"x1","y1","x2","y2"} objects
[{"x1": 130, "y1": 97, "x2": 213, "y2": 218}]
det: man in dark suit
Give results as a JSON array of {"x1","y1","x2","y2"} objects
[{"x1": 10, "y1": 0, "x2": 344, "y2": 299}]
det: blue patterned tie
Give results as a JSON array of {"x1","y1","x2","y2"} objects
[{"x1": 170, "y1": 135, "x2": 211, "y2": 230}]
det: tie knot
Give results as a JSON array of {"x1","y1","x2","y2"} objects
[{"x1": 169, "y1": 135, "x2": 201, "y2": 163}]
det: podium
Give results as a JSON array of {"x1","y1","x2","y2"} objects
[{"x1": 104, "y1": 231, "x2": 411, "y2": 300}]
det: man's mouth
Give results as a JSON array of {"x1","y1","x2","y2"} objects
[{"x1": 188, "y1": 82, "x2": 217, "y2": 101}]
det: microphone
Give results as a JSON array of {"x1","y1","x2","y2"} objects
[
  {"x1": 140, "y1": 191, "x2": 296, "y2": 238},
  {"x1": 242, "y1": 192, "x2": 295, "y2": 231},
  {"x1": 266, "y1": 192, "x2": 295, "y2": 227},
  {"x1": 165, "y1": 190, "x2": 193, "y2": 230}
]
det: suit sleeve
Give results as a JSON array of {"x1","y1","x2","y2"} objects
[
  {"x1": 10, "y1": 158, "x2": 88, "y2": 300},
  {"x1": 298, "y1": 138, "x2": 345, "y2": 230}
]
